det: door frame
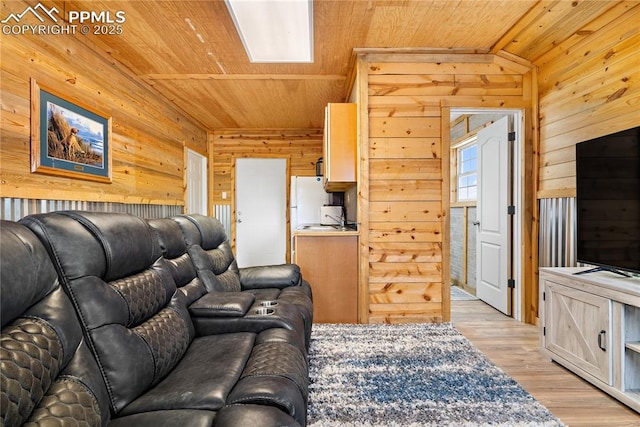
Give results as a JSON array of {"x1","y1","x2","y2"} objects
[
  {"x1": 185, "y1": 147, "x2": 208, "y2": 215},
  {"x1": 230, "y1": 155, "x2": 292, "y2": 260},
  {"x1": 447, "y1": 108, "x2": 524, "y2": 321}
]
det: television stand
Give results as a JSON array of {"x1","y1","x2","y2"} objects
[
  {"x1": 539, "y1": 267, "x2": 640, "y2": 413},
  {"x1": 574, "y1": 266, "x2": 632, "y2": 278}
]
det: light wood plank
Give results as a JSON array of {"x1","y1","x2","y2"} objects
[
  {"x1": 369, "y1": 201, "x2": 443, "y2": 222},
  {"x1": 369, "y1": 242, "x2": 442, "y2": 262},
  {"x1": 369, "y1": 180, "x2": 442, "y2": 202},
  {"x1": 369, "y1": 223, "x2": 442, "y2": 244},
  {"x1": 369, "y1": 117, "x2": 441, "y2": 138},
  {"x1": 368, "y1": 96, "x2": 441, "y2": 118},
  {"x1": 369, "y1": 282, "x2": 442, "y2": 304},
  {"x1": 369, "y1": 74, "x2": 523, "y2": 97},
  {"x1": 368, "y1": 302, "x2": 444, "y2": 320},
  {"x1": 369, "y1": 262, "x2": 442, "y2": 283},
  {"x1": 453, "y1": 300, "x2": 640, "y2": 426},
  {"x1": 369, "y1": 159, "x2": 442, "y2": 180},
  {"x1": 142, "y1": 74, "x2": 347, "y2": 80},
  {"x1": 368, "y1": 61, "x2": 507, "y2": 75},
  {"x1": 369, "y1": 137, "x2": 441, "y2": 159}
]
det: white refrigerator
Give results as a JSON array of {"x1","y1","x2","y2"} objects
[{"x1": 290, "y1": 176, "x2": 329, "y2": 232}]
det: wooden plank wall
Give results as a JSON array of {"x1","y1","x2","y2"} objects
[
  {"x1": 537, "y1": 4, "x2": 640, "y2": 198},
  {"x1": 209, "y1": 129, "x2": 323, "y2": 204},
  {"x1": 357, "y1": 52, "x2": 535, "y2": 324},
  {"x1": 208, "y1": 129, "x2": 323, "y2": 256},
  {"x1": 1, "y1": 27, "x2": 207, "y2": 205}
]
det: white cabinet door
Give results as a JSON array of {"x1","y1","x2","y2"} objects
[{"x1": 545, "y1": 280, "x2": 612, "y2": 384}]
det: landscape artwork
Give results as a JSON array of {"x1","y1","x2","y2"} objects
[
  {"x1": 46, "y1": 102, "x2": 104, "y2": 167},
  {"x1": 31, "y1": 79, "x2": 112, "y2": 183}
]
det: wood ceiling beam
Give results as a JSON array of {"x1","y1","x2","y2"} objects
[
  {"x1": 141, "y1": 74, "x2": 346, "y2": 81},
  {"x1": 490, "y1": 0, "x2": 556, "y2": 54}
]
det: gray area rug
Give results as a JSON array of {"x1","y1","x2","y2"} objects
[{"x1": 307, "y1": 323, "x2": 563, "y2": 427}]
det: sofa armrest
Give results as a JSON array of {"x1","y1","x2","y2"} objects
[
  {"x1": 188, "y1": 292, "x2": 255, "y2": 317},
  {"x1": 239, "y1": 264, "x2": 302, "y2": 290}
]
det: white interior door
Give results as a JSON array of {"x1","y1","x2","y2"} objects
[
  {"x1": 476, "y1": 116, "x2": 512, "y2": 315},
  {"x1": 235, "y1": 158, "x2": 287, "y2": 268},
  {"x1": 186, "y1": 149, "x2": 207, "y2": 215}
]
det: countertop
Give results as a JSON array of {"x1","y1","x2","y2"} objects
[{"x1": 292, "y1": 224, "x2": 359, "y2": 237}]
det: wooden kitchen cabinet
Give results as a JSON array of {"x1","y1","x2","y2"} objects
[
  {"x1": 294, "y1": 234, "x2": 358, "y2": 323},
  {"x1": 323, "y1": 103, "x2": 356, "y2": 192}
]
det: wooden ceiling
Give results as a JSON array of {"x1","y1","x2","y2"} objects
[{"x1": 61, "y1": 0, "x2": 625, "y2": 130}]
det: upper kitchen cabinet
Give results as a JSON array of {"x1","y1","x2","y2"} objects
[{"x1": 323, "y1": 103, "x2": 357, "y2": 192}]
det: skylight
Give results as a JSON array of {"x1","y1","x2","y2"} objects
[{"x1": 225, "y1": 0, "x2": 313, "y2": 63}]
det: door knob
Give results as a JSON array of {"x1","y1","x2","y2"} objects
[{"x1": 473, "y1": 221, "x2": 480, "y2": 226}]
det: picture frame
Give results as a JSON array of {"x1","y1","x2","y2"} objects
[{"x1": 30, "y1": 78, "x2": 112, "y2": 183}]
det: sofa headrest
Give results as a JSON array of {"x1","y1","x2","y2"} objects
[
  {"x1": 173, "y1": 214, "x2": 227, "y2": 250},
  {"x1": 0, "y1": 221, "x2": 59, "y2": 328},
  {"x1": 147, "y1": 218, "x2": 187, "y2": 259},
  {"x1": 1, "y1": 221, "x2": 111, "y2": 426},
  {"x1": 21, "y1": 211, "x2": 162, "y2": 282}
]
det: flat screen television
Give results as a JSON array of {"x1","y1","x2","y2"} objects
[{"x1": 575, "y1": 126, "x2": 640, "y2": 277}]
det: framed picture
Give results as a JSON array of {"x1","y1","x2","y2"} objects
[{"x1": 30, "y1": 78, "x2": 112, "y2": 183}]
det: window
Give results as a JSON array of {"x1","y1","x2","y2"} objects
[{"x1": 457, "y1": 141, "x2": 477, "y2": 201}]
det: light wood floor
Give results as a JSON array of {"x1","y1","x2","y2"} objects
[{"x1": 452, "y1": 300, "x2": 640, "y2": 427}]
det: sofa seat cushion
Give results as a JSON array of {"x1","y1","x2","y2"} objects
[
  {"x1": 119, "y1": 332, "x2": 255, "y2": 415},
  {"x1": 189, "y1": 292, "x2": 255, "y2": 317}
]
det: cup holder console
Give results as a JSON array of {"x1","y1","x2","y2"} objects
[
  {"x1": 260, "y1": 301, "x2": 278, "y2": 307},
  {"x1": 255, "y1": 307, "x2": 275, "y2": 316}
]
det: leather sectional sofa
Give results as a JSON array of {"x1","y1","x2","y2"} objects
[{"x1": 1, "y1": 211, "x2": 313, "y2": 427}]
